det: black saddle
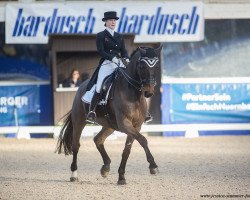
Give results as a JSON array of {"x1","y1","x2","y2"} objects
[{"x1": 99, "y1": 68, "x2": 119, "y2": 104}]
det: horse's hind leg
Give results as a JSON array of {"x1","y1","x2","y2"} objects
[
  {"x1": 70, "y1": 98, "x2": 87, "y2": 182},
  {"x1": 70, "y1": 120, "x2": 86, "y2": 182},
  {"x1": 94, "y1": 127, "x2": 114, "y2": 178},
  {"x1": 117, "y1": 135, "x2": 135, "y2": 185}
]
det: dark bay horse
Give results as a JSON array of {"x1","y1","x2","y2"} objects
[{"x1": 56, "y1": 45, "x2": 162, "y2": 185}]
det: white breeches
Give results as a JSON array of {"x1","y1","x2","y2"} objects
[{"x1": 95, "y1": 59, "x2": 125, "y2": 93}]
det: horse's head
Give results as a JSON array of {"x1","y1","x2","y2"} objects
[{"x1": 137, "y1": 45, "x2": 162, "y2": 98}]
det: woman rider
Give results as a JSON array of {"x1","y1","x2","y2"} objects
[{"x1": 86, "y1": 11, "x2": 128, "y2": 121}]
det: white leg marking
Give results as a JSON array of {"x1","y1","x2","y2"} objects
[{"x1": 71, "y1": 170, "x2": 78, "y2": 178}]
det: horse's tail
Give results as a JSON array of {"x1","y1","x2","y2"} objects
[{"x1": 55, "y1": 110, "x2": 73, "y2": 155}]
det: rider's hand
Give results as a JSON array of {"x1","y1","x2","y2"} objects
[
  {"x1": 112, "y1": 57, "x2": 119, "y2": 65},
  {"x1": 125, "y1": 59, "x2": 130, "y2": 63}
]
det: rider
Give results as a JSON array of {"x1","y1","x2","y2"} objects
[
  {"x1": 86, "y1": 11, "x2": 128, "y2": 121},
  {"x1": 86, "y1": 11, "x2": 152, "y2": 123}
]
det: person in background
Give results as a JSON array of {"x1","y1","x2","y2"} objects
[{"x1": 63, "y1": 69, "x2": 82, "y2": 87}]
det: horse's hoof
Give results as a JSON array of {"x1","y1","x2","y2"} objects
[
  {"x1": 117, "y1": 179, "x2": 126, "y2": 185},
  {"x1": 101, "y1": 170, "x2": 109, "y2": 178},
  {"x1": 150, "y1": 167, "x2": 159, "y2": 175},
  {"x1": 70, "y1": 177, "x2": 78, "y2": 182},
  {"x1": 101, "y1": 165, "x2": 110, "y2": 178}
]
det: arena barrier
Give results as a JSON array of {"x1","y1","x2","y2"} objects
[{"x1": 0, "y1": 123, "x2": 250, "y2": 139}]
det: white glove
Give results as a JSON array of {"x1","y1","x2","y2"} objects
[
  {"x1": 125, "y1": 59, "x2": 130, "y2": 63},
  {"x1": 112, "y1": 57, "x2": 119, "y2": 65},
  {"x1": 120, "y1": 62, "x2": 126, "y2": 68}
]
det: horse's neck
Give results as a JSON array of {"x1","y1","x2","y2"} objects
[
  {"x1": 126, "y1": 55, "x2": 138, "y2": 79},
  {"x1": 118, "y1": 56, "x2": 143, "y2": 99},
  {"x1": 117, "y1": 77, "x2": 144, "y2": 103}
]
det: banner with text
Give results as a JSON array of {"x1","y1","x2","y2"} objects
[
  {"x1": 162, "y1": 83, "x2": 250, "y2": 124},
  {"x1": 6, "y1": 1, "x2": 204, "y2": 44},
  {"x1": 0, "y1": 85, "x2": 40, "y2": 126}
]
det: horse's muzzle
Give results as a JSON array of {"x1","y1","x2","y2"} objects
[
  {"x1": 143, "y1": 84, "x2": 155, "y2": 98},
  {"x1": 142, "y1": 77, "x2": 156, "y2": 98},
  {"x1": 144, "y1": 91, "x2": 154, "y2": 98}
]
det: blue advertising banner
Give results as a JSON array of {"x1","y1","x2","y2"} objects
[
  {"x1": 162, "y1": 83, "x2": 250, "y2": 124},
  {"x1": 6, "y1": 2, "x2": 204, "y2": 44},
  {"x1": 0, "y1": 84, "x2": 52, "y2": 126}
]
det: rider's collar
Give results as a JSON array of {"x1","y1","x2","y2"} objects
[{"x1": 106, "y1": 27, "x2": 115, "y2": 37}]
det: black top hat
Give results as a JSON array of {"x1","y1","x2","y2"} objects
[{"x1": 102, "y1": 11, "x2": 119, "y2": 21}]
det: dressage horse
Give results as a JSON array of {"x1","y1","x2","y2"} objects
[{"x1": 56, "y1": 45, "x2": 162, "y2": 185}]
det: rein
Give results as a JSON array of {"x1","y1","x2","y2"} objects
[{"x1": 118, "y1": 67, "x2": 142, "y2": 91}]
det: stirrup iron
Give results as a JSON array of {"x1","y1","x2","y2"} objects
[{"x1": 87, "y1": 111, "x2": 96, "y2": 123}]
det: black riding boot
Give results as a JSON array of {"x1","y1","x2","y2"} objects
[
  {"x1": 144, "y1": 112, "x2": 153, "y2": 123},
  {"x1": 87, "y1": 92, "x2": 100, "y2": 122}
]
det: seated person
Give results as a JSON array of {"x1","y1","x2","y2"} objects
[{"x1": 63, "y1": 69, "x2": 82, "y2": 87}]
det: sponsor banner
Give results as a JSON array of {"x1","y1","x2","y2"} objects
[
  {"x1": 0, "y1": 84, "x2": 52, "y2": 126},
  {"x1": 162, "y1": 83, "x2": 250, "y2": 123},
  {"x1": 6, "y1": 1, "x2": 204, "y2": 44}
]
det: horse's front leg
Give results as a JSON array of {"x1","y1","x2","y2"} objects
[
  {"x1": 135, "y1": 133, "x2": 159, "y2": 174},
  {"x1": 117, "y1": 135, "x2": 135, "y2": 185},
  {"x1": 119, "y1": 119, "x2": 159, "y2": 176},
  {"x1": 94, "y1": 127, "x2": 114, "y2": 177}
]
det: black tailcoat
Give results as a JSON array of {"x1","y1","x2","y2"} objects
[
  {"x1": 87, "y1": 30, "x2": 129, "y2": 91},
  {"x1": 96, "y1": 29, "x2": 129, "y2": 62}
]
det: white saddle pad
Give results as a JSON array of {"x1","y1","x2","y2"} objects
[
  {"x1": 81, "y1": 84, "x2": 112, "y2": 105},
  {"x1": 82, "y1": 84, "x2": 96, "y2": 104}
]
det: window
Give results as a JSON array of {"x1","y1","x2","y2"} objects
[{"x1": 162, "y1": 19, "x2": 250, "y2": 78}]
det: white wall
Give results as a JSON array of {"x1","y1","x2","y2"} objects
[{"x1": 205, "y1": 4, "x2": 250, "y2": 19}]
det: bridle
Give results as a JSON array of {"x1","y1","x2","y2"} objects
[
  {"x1": 119, "y1": 67, "x2": 142, "y2": 91},
  {"x1": 137, "y1": 56, "x2": 159, "y2": 86},
  {"x1": 118, "y1": 52, "x2": 159, "y2": 91}
]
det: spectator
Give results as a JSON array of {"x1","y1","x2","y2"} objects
[{"x1": 63, "y1": 69, "x2": 82, "y2": 87}]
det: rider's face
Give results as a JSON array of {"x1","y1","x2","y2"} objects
[{"x1": 105, "y1": 19, "x2": 117, "y2": 30}]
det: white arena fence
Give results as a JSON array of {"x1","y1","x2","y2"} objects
[
  {"x1": 1, "y1": 79, "x2": 250, "y2": 139},
  {"x1": 0, "y1": 123, "x2": 250, "y2": 139}
]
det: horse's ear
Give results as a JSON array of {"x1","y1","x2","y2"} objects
[
  {"x1": 154, "y1": 44, "x2": 163, "y2": 56},
  {"x1": 138, "y1": 47, "x2": 146, "y2": 56}
]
